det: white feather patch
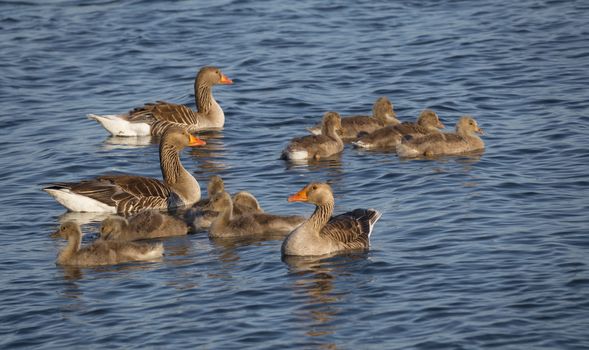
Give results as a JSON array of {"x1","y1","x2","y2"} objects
[
  {"x1": 87, "y1": 114, "x2": 151, "y2": 137},
  {"x1": 44, "y1": 188, "x2": 117, "y2": 213}
]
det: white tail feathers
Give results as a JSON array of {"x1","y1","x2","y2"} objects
[
  {"x1": 44, "y1": 188, "x2": 117, "y2": 213},
  {"x1": 88, "y1": 114, "x2": 151, "y2": 137}
]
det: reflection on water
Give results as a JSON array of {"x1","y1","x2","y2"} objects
[
  {"x1": 209, "y1": 235, "x2": 284, "y2": 264},
  {"x1": 102, "y1": 135, "x2": 157, "y2": 150},
  {"x1": 398, "y1": 149, "x2": 485, "y2": 162},
  {"x1": 187, "y1": 131, "x2": 227, "y2": 175},
  {"x1": 58, "y1": 211, "x2": 113, "y2": 226},
  {"x1": 283, "y1": 254, "x2": 370, "y2": 347},
  {"x1": 56, "y1": 260, "x2": 163, "y2": 282},
  {"x1": 283, "y1": 155, "x2": 345, "y2": 188}
]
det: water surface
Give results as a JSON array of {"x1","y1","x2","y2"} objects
[{"x1": 1, "y1": 0, "x2": 588, "y2": 349}]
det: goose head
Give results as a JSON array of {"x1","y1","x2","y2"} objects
[
  {"x1": 288, "y1": 182, "x2": 334, "y2": 206},
  {"x1": 197, "y1": 66, "x2": 233, "y2": 87},
  {"x1": 373, "y1": 96, "x2": 397, "y2": 121},
  {"x1": 51, "y1": 221, "x2": 81, "y2": 239},
  {"x1": 161, "y1": 127, "x2": 206, "y2": 150},
  {"x1": 417, "y1": 109, "x2": 445, "y2": 129},
  {"x1": 456, "y1": 116, "x2": 484, "y2": 135}
]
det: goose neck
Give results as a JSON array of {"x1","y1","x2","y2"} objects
[
  {"x1": 306, "y1": 201, "x2": 334, "y2": 233},
  {"x1": 195, "y1": 80, "x2": 214, "y2": 113}
]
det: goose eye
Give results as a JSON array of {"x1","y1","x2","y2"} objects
[{"x1": 311, "y1": 185, "x2": 317, "y2": 190}]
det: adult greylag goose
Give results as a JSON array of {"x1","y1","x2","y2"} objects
[
  {"x1": 209, "y1": 192, "x2": 305, "y2": 238},
  {"x1": 282, "y1": 183, "x2": 382, "y2": 256},
  {"x1": 397, "y1": 116, "x2": 484, "y2": 157},
  {"x1": 281, "y1": 112, "x2": 343, "y2": 161},
  {"x1": 307, "y1": 96, "x2": 398, "y2": 140},
  {"x1": 51, "y1": 222, "x2": 164, "y2": 266},
  {"x1": 88, "y1": 66, "x2": 233, "y2": 136},
  {"x1": 191, "y1": 190, "x2": 265, "y2": 231},
  {"x1": 100, "y1": 210, "x2": 188, "y2": 241},
  {"x1": 352, "y1": 109, "x2": 445, "y2": 150},
  {"x1": 43, "y1": 127, "x2": 205, "y2": 214}
]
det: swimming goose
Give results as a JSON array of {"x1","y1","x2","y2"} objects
[
  {"x1": 51, "y1": 221, "x2": 164, "y2": 266},
  {"x1": 88, "y1": 66, "x2": 233, "y2": 136},
  {"x1": 281, "y1": 112, "x2": 344, "y2": 160},
  {"x1": 191, "y1": 191, "x2": 265, "y2": 230},
  {"x1": 100, "y1": 210, "x2": 188, "y2": 241},
  {"x1": 282, "y1": 183, "x2": 382, "y2": 256},
  {"x1": 352, "y1": 109, "x2": 445, "y2": 150},
  {"x1": 209, "y1": 192, "x2": 305, "y2": 238},
  {"x1": 397, "y1": 116, "x2": 484, "y2": 157},
  {"x1": 44, "y1": 127, "x2": 205, "y2": 214},
  {"x1": 307, "y1": 97, "x2": 398, "y2": 140}
]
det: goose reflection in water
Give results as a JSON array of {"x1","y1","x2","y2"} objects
[
  {"x1": 187, "y1": 131, "x2": 228, "y2": 175},
  {"x1": 283, "y1": 253, "x2": 369, "y2": 347},
  {"x1": 102, "y1": 135, "x2": 157, "y2": 150},
  {"x1": 283, "y1": 154, "x2": 343, "y2": 173}
]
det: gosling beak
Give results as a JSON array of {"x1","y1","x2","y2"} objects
[
  {"x1": 50, "y1": 230, "x2": 61, "y2": 238},
  {"x1": 438, "y1": 121, "x2": 446, "y2": 129},
  {"x1": 219, "y1": 73, "x2": 233, "y2": 85},
  {"x1": 288, "y1": 188, "x2": 308, "y2": 202},
  {"x1": 188, "y1": 134, "x2": 206, "y2": 146},
  {"x1": 476, "y1": 127, "x2": 485, "y2": 135}
]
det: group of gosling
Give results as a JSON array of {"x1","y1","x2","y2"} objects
[{"x1": 45, "y1": 66, "x2": 485, "y2": 267}]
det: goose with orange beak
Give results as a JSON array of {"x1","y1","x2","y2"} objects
[
  {"x1": 89, "y1": 66, "x2": 233, "y2": 136},
  {"x1": 282, "y1": 182, "x2": 382, "y2": 256},
  {"x1": 44, "y1": 127, "x2": 207, "y2": 214}
]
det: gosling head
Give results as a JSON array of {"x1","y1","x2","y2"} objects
[
  {"x1": 418, "y1": 109, "x2": 445, "y2": 129},
  {"x1": 99, "y1": 216, "x2": 127, "y2": 240},
  {"x1": 207, "y1": 175, "x2": 225, "y2": 197},
  {"x1": 373, "y1": 96, "x2": 396, "y2": 120},
  {"x1": 456, "y1": 116, "x2": 484, "y2": 135},
  {"x1": 321, "y1": 112, "x2": 343, "y2": 136},
  {"x1": 211, "y1": 191, "x2": 233, "y2": 211},
  {"x1": 50, "y1": 221, "x2": 81, "y2": 239},
  {"x1": 288, "y1": 182, "x2": 334, "y2": 206},
  {"x1": 233, "y1": 191, "x2": 262, "y2": 214}
]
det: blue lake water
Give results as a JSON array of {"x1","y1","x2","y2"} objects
[{"x1": 1, "y1": 0, "x2": 589, "y2": 348}]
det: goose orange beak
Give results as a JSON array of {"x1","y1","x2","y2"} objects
[
  {"x1": 288, "y1": 188, "x2": 308, "y2": 202},
  {"x1": 219, "y1": 73, "x2": 233, "y2": 85},
  {"x1": 188, "y1": 134, "x2": 206, "y2": 146}
]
